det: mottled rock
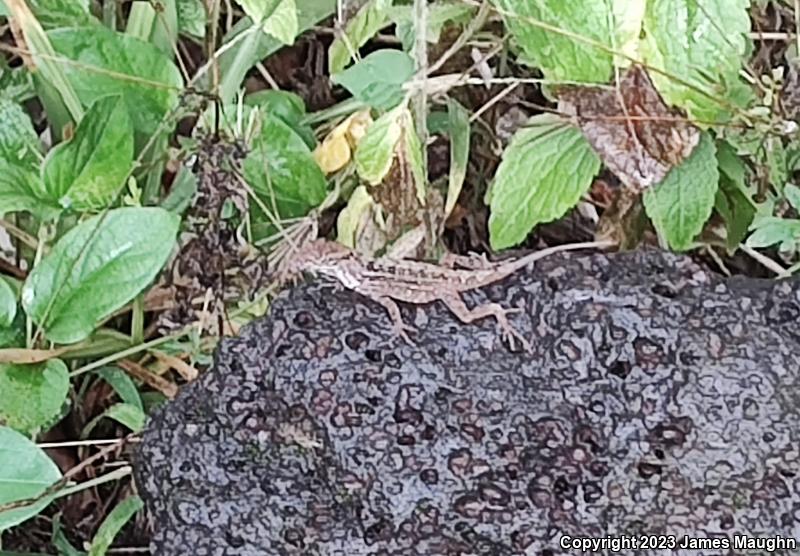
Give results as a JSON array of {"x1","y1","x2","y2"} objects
[{"x1": 135, "y1": 250, "x2": 800, "y2": 555}]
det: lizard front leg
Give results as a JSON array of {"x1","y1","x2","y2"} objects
[
  {"x1": 440, "y1": 294, "x2": 532, "y2": 352},
  {"x1": 373, "y1": 296, "x2": 416, "y2": 344}
]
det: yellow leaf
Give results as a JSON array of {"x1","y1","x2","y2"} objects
[{"x1": 314, "y1": 110, "x2": 373, "y2": 174}]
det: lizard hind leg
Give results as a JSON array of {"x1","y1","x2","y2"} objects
[
  {"x1": 374, "y1": 296, "x2": 416, "y2": 345},
  {"x1": 440, "y1": 294, "x2": 532, "y2": 353}
]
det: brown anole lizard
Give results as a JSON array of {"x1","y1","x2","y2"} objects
[{"x1": 278, "y1": 239, "x2": 615, "y2": 350}]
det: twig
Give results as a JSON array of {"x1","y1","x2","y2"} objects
[
  {"x1": 425, "y1": 1, "x2": 490, "y2": 77},
  {"x1": 0, "y1": 436, "x2": 135, "y2": 514},
  {"x1": 739, "y1": 244, "x2": 791, "y2": 278}
]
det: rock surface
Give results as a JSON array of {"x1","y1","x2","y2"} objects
[{"x1": 135, "y1": 250, "x2": 800, "y2": 555}]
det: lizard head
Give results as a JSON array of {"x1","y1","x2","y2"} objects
[{"x1": 276, "y1": 239, "x2": 356, "y2": 286}]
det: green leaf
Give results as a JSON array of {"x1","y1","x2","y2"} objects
[
  {"x1": 48, "y1": 26, "x2": 183, "y2": 136},
  {"x1": 714, "y1": 141, "x2": 755, "y2": 249},
  {"x1": 766, "y1": 136, "x2": 788, "y2": 190},
  {"x1": 2, "y1": 0, "x2": 95, "y2": 28},
  {"x1": 0, "y1": 278, "x2": 17, "y2": 328},
  {"x1": 488, "y1": 114, "x2": 601, "y2": 249},
  {"x1": 785, "y1": 183, "x2": 800, "y2": 211},
  {"x1": 0, "y1": 360, "x2": 69, "y2": 436},
  {"x1": 403, "y1": 111, "x2": 426, "y2": 203},
  {"x1": 0, "y1": 426, "x2": 62, "y2": 531},
  {"x1": 0, "y1": 57, "x2": 36, "y2": 104},
  {"x1": 390, "y1": 1, "x2": 475, "y2": 51},
  {"x1": 261, "y1": 0, "x2": 298, "y2": 45},
  {"x1": 336, "y1": 185, "x2": 376, "y2": 247},
  {"x1": 0, "y1": 98, "x2": 40, "y2": 171},
  {"x1": 51, "y1": 513, "x2": 86, "y2": 556},
  {"x1": 42, "y1": 95, "x2": 134, "y2": 211},
  {"x1": 492, "y1": 0, "x2": 644, "y2": 83},
  {"x1": 87, "y1": 496, "x2": 143, "y2": 556},
  {"x1": 746, "y1": 216, "x2": 800, "y2": 249},
  {"x1": 332, "y1": 50, "x2": 415, "y2": 110},
  {"x1": 177, "y1": 0, "x2": 206, "y2": 39},
  {"x1": 94, "y1": 367, "x2": 142, "y2": 411},
  {"x1": 101, "y1": 403, "x2": 146, "y2": 433},
  {"x1": 22, "y1": 207, "x2": 180, "y2": 344},
  {"x1": 643, "y1": 132, "x2": 718, "y2": 251},
  {"x1": 244, "y1": 115, "x2": 327, "y2": 241},
  {"x1": 244, "y1": 90, "x2": 314, "y2": 148},
  {"x1": 641, "y1": 0, "x2": 751, "y2": 124},
  {"x1": 239, "y1": 0, "x2": 298, "y2": 45},
  {"x1": 329, "y1": 0, "x2": 391, "y2": 73},
  {"x1": 0, "y1": 163, "x2": 59, "y2": 218},
  {"x1": 212, "y1": 0, "x2": 336, "y2": 104},
  {"x1": 355, "y1": 106, "x2": 404, "y2": 184},
  {"x1": 445, "y1": 99, "x2": 470, "y2": 217},
  {"x1": 160, "y1": 163, "x2": 197, "y2": 215}
]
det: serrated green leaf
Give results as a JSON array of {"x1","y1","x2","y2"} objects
[
  {"x1": 0, "y1": 98, "x2": 40, "y2": 171},
  {"x1": 746, "y1": 216, "x2": 800, "y2": 249},
  {"x1": 643, "y1": 132, "x2": 718, "y2": 251},
  {"x1": 48, "y1": 26, "x2": 183, "y2": 137},
  {"x1": 0, "y1": 163, "x2": 60, "y2": 218},
  {"x1": 0, "y1": 57, "x2": 35, "y2": 104},
  {"x1": 390, "y1": 2, "x2": 474, "y2": 51},
  {"x1": 244, "y1": 115, "x2": 327, "y2": 241},
  {"x1": 261, "y1": 0, "x2": 298, "y2": 45},
  {"x1": 354, "y1": 106, "x2": 404, "y2": 184},
  {"x1": 0, "y1": 359, "x2": 69, "y2": 436},
  {"x1": 87, "y1": 496, "x2": 143, "y2": 556},
  {"x1": 492, "y1": 0, "x2": 644, "y2": 83},
  {"x1": 641, "y1": 0, "x2": 751, "y2": 124},
  {"x1": 1, "y1": 0, "x2": 94, "y2": 28},
  {"x1": 332, "y1": 49, "x2": 415, "y2": 110},
  {"x1": 239, "y1": 0, "x2": 298, "y2": 45},
  {"x1": 0, "y1": 426, "x2": 62, "y2": 531},
  {"x1": 488, "y1": 114, "x2": 601, "y2": 249},
  {"x1": 329, "y1": 0, "x2": 392, "y2": 73},
  {"x1": 212, "y1": 0, "x2": 335, "y2": 104},
  {"x1": 0, "y1": 278, "x2": 17, "y2": 328},
  {"x1": 445, "y1": 98, "x2": 469, "y2": 217},
  {"x1": 42, "y1": 95, "x2": 133, "y2": 211},
  {"x1": 177, "y1": 0, "x2": 206, "y2": 39},
  {"x1": 785, "y1": 183, "x2": 800, "y2": 211},
  {"x1": 22, "y1": 207, "x2": 180, "y2": 344}
]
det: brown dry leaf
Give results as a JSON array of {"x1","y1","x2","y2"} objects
[
  {"x1": 0, "y1": 347, "x2": 70, "y2": 364},
  {"x1": 152, "y1": 351, "x2": 199, "y2": 382},
  {"x1": 117, "y1": 359, "x2": 179, "y2": 399},
  {"x1": 559, "y1": 65, "x2": 700, "y2": 192}
]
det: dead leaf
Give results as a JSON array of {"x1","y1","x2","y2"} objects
[
  {"x1": 559, "y1": 65, "x2": 700, "y2": 192},
  {"x1": 0, "y1": 347, "x2": 70, "y2": 364},
  {"x1": 117, "y1": 359, "x2": 178, "y2": 399},
  {"x1": 152, "y1": 351, "x2": 199, "y2": 382}
]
